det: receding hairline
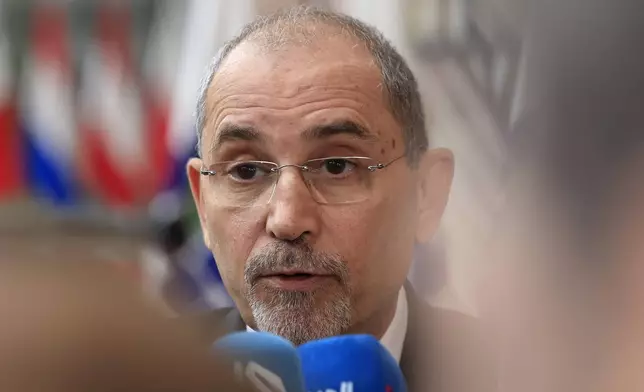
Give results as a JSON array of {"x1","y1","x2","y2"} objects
[
  {"x1": 195, "y1": 6, "x2": 429, "y2": 164},
  {"x1": 221, "y1": 26, "x2": 378, "y2": 73},
  {"x1": 206, "y1": 26, "x2": 383, "y2": 95},
  {"x1": 201, "y1": 35, "x2": 383, "y2": 142},
  {"x1": 243, "y1": 16, "x2": 376, "y2": 49},
  {"x1": 201, "y1": 24, "x2": 386, "y2": 138}
]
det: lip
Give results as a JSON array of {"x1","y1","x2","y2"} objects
[
  {"x1": 257, "y1": 273, "x2": 335, "y2": 291},
  {"x1": 267, "y1": 269, "x2": 319, "y2": 276}
]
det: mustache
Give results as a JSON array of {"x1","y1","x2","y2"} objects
[{"x1": 244, "y1": 242, "x2": 349, "y2": 286}]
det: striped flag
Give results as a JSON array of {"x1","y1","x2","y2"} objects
[
  {"x1": 0, "y1": 24, "x2": 22, "y2": 199},
  {"x1": 163, "y1": 0, "x2": 256, "y2": 192},
  {"x1": 78, "y1": 1, "x2": 146, "y2": 208},
  {"x1": 158, "y1": 0, "x2": 255, "y2": 310},
  {"x1": 141, "y1": 0, "x2": 187, "y2": 196},
  {"x1": 167, "y1": 0, "x2": 226, "y2": 192},
  {"x1": 20, "y1": 3, "x2": 77, "y2": 205}
]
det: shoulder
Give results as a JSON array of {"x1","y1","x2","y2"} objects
[
  {"x1": 403, "y1": 294, "x2": 498, "y2": 392},
  {"x1": 405, "y1": 285, "x2": 491, "y2": 352}
]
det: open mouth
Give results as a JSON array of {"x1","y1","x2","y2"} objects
[
  {"x1": 274, "y1": 272, "x2": 315, "y2": 280},
  {"x1": 258, "y1": 271, "x2": 333, "y2": 291}
]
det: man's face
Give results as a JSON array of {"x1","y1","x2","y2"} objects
[{"x1": 188, "y1": 36, "x2": 453, "y2": 344}]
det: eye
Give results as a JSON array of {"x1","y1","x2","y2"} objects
[
  {"x1": 319, "y1": 158, "x2": 357, "y2": 177},
  {"x1": 226, "y1": 162, "x2": 272, "y2": 182}
]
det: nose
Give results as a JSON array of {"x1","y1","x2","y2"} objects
[{"x1": 265, "y1": 168, "x2": 320, "y2": 242}]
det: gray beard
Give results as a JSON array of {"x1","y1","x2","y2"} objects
[
  {"x1": 249, "y1": 286, "x2": 351, "y2": 346},
  {"x1": 244, "y1": 242, "x2": 352, "y2": 346}
]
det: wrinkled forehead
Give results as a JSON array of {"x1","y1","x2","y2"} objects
[
  {"x1": 210, "y1": 36, "x2": 383, "y2": 101},
  {"x1": 198, "y1": 36, "x2": 400, "y2": 158}
]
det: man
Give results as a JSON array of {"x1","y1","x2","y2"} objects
[{"x1": 186, "y1": 6, "x2": 494, "y2": 391}]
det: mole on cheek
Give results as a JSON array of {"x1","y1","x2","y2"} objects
[
  {"x1": 391, "y1": 139, "x2": 396, "y2": 149},
  {"x1": 380, "y1": 148, "x2": 386, "y2": 155}
]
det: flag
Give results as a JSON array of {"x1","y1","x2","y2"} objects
[
  {"x1": 0, "y1": 25, "x2": 22, "y2": 199},
  {"x1": 141, "y1": 0, "x2": 187, "y2": 196},
  {"x1": 78, "y1": 1, "x2": 147, "y2": 208},
  {"x1": 153, "y1": 0, "x2": 256, "y2": 310},
  {"x1": 21, "y1": 3, "x2": 77, "y2": 205},
  {"x1": 166, "y1": 0, "x2": 255, "y2": 192}
]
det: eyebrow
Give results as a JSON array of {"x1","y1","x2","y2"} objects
[
  {"x1": 210, "y1": 124, "x2": 264, "y2": 153},
  {"x1": 302, "y1": 120, "x2": 377, "y2": 142}
]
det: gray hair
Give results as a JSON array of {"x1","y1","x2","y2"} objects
[{"x1": 195, "y1": 6, "x2": 428, "y2": 165}]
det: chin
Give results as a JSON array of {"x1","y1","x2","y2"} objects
[{"x1": 247, "y1": 286, "x2": 352, "y2": 345}]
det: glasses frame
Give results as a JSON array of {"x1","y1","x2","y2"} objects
[
  {"x1": 200, "y1": 155, "x2": 405, "y2": 176},
  {"x1": 199, "y1": 155, "x2": 406, "y2": 206}
]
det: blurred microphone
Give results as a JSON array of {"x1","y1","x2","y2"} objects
[
  {"x1": 214, "y1": 331, "x2": 306, "y2": 392},
  {"x1": 298, "y1": 335, "x2": 407, "y2": 392}
]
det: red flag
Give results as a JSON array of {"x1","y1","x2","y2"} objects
[
  {"x1": 141, "y1": 1, "x2": 187, "y2": 198},
  {"x1": 78, "y1": 2, "x2": 148, "y2": 208},
  {"x1": 21, "y1": 3, "x2": 79, "y2": 205},
  {"x1": 0, "y1": 101, "x2": 21, "y2": 198},
  {"x1": 0, "y1": 33, "x2": 22, "y2": 198}
]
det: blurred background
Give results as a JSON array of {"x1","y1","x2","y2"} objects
[
  {"x1": 5, "y1": 2, "x2": 644, "y2": 390},
  {"x1": 0, "y1": 0, "x2": 526, "y2": 315}
]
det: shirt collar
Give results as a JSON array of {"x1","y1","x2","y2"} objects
[{"x1": 245, "y1": 286, "x2": 409, "y2": 363}]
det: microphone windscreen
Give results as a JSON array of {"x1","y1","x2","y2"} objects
[
  {"x1": 214, "y1": 331, "x2": 306, "y2": 392},
  {"x1": 298, "y1": 334, "x2": 407, "y2": 392}
]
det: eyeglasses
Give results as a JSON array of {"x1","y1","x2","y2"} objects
[{"x1": 200, "y1": 155, "x2": 405, "y2": 207}]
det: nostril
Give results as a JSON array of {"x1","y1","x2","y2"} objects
[
  {"x1": 287, "y1": 234, "x2": 308, "y2": 246},
  {"x1": 269, "y1": 233, "x2": 308, "y2": 244}
]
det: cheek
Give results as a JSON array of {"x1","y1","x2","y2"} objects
[
  {"x1": 322, "y1": 207, "x2": 373, "y2": 273},
  {"x1": 204, "y1": 204, "x2": 264, "y2": 289},
  {"x1": 373, "y1": 183, "x2": 419, "y2": 258},
  {"x1": 323, "y1": 191, "x2": 417, "y2": 287}
]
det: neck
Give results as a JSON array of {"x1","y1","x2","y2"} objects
[{"x1": 347, "y1": 291, "x2": 399, "y2": 340}]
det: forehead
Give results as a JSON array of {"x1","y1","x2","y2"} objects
[
  {"x1": 203, "y1": 35, "x2": 397, "y2": 139},
  {"x1": 213, "y1": 34, "x2": 383, "y2": 95}
]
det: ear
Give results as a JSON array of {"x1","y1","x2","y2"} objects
[
  {"x1": 187, "y1": 157, "x2": 212, "y2": 250},
  {"x1": 415, "y1": 148, "x2": 455, "y2": 243}
]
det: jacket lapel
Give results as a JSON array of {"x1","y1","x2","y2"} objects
[{"x1": 399, "y1": 282, "x2": 423, "y2": 391}]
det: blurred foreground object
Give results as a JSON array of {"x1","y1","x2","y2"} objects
[
  {"x1": 487, "y1": 0, "x2": 644, "y2": 390},
  {"x1": 0, "y1": 260, "x2": 251, "y2": 392}
]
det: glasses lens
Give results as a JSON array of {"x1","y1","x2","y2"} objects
[
  {"x1": 303, "y1": 157, "x2": 376, "y2": 204},
  {"x1": 203, "y1": 161, "x2": 277, "y2": 207}
]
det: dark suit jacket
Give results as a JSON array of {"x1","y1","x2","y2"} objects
[{"x1": 185, "y1": 284, "x2": 497, "y2": 392}]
